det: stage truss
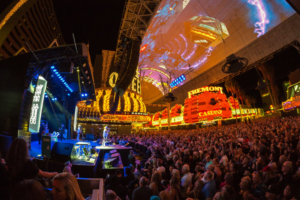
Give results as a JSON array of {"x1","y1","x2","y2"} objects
[{"x1": 114, "y1": 0, "x2": 162, "y2": 68}]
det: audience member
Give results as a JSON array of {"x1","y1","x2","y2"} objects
[
  {"x1": 132, "y1": 176, "x2": 152, "y2": 200},
  {"x1": 11, "y1": 179, "x2": 46, "y2": 200},
  {"x1": 6, "y1": 138, "x2": 57, "y2": 186},
  {"x1": 52, "y1": 173, "x2": 84, "y2": 200}
]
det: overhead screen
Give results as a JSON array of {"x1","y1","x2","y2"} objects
[{"x1": 139, "y1": 0, "x2": 295, "y2": 94}]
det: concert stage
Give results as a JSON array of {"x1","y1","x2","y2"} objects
[{"x1": 30, "y1": 139, "x2": 132, "y2": 178}]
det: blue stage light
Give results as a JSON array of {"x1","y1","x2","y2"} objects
[
  {"x1": 68, "y1": 93, "x2": 70, "y2": 96},
  {"x1": 81, "y1": 94, "x2": 84, "y2": 97},
  {"x1": 85, "y1": 94, "x2": 87, "y2": 97},
  {"x1": 52, "y1": 98, "x2": 54, "y2": 101},
  {"x1": 51, "y1": 66, "x2": 55, "y2": 69}
]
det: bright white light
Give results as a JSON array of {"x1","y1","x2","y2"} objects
[{"x1": 183, "y1": 0, "x2": 190, "y2": 9}]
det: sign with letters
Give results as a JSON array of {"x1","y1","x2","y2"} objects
[{"x1": 29, "y1": 76, "x2": 47, "y2": 133}]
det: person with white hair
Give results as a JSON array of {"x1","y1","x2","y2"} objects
[{"x1": 181, "y1": 164, "x2": 193, "y2": 199}]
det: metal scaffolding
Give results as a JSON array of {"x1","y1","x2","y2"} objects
[{"x1": 114, "y1": 0, "x2": 162, "y2": 68}]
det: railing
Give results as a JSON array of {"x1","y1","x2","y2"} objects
[{"x1": 77, "y1": 178, "x2": 104, "y2": 200}]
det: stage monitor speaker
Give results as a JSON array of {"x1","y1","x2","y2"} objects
[
  {"x1": 86, "y1": 134, "x2": 94, "y2": 141},
  {"x1": 51, "y1": 142, "x2": 76, "y2": 162},
  {"x1": 286, "y1": 0, "x2": 300, "y2": 14}
]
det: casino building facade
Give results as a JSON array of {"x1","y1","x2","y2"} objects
[{"x1": 0, "y1": 0, "x2": 65, "y2": 59}]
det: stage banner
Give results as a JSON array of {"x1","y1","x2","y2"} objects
[
  {"x1": 29, "y1": 76, "x2": 47, "y2": 133},
  {"x1": 101, "y1": 114, "x2": 151, "y2": 122}
]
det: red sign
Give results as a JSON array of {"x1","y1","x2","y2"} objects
[
  {"x1": 101, "y1": 114, "x2": 151, "y2": 122},
  {"x1": 184, "y1": 87, "x2": 232, "y2": 123}
]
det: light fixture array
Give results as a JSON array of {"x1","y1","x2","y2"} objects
[
  {"x1": 81, "y1": 93, "x2": 88, "y2": 97},
  {"x1": 170, "y1": 74, "x2": 186, "y2": 88},
  {"x1": 50, "y1": 66, "x2": 73, "y2": 92}
]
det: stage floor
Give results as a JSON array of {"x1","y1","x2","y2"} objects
[
  {"x1": 30, "y1": 139, "x2": 131, "y2": 163},
  {"x1": 30, "y1": 139, "x2": 102, "y2": 158}
]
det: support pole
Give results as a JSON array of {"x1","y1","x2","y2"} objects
[{"x1": 167, "y1": 103, "x2": 170, "y2": 130}]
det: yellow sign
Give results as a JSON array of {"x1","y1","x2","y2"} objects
[
  {"x1": 283, "y1": 96, "x2": 300, "y2": 112},
  {"x1": 199, "y1": 110, "x2": 222, "y2": 117},
  {"x1": 188, "y1": 86, "x2": 223, "y2": 98},
  {"x1": 108, "y1": 72, "x2": 141, "y2": 94},
  {"x1": 101, "y1": 114, "x2": 151, "y2": 122}
]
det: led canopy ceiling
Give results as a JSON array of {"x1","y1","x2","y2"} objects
[{"x1": 138, "y1": 0, "x2": 295, "y2": 100}]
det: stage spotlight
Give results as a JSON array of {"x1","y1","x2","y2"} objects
[
  {"x1": 85, "y1": 94, "x2": 87, "y2": 97},
  {"x1": 45, "y1": 95, "x2": 48, "y2": 98},
  {"x1": 51, "y1": 66, "x2": 55, "y2": 69},
  {"x1": 52, "y1": 98, "x2": 55, "y2": 101},
  {"x1": 53, "y1": 69, "x2": 57, "y2": 72},
  {"x1": 68, "y1": 93, "x2": 70, "y2": 96},
  {"x1": 81, "y1": 94, "x2": 84, "y2": 97},
  {"x1": 55, "y1": 98, "x2": 57, "y2": 101}
]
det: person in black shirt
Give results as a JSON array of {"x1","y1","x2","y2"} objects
[
  {"x1": 105, "y1": 175, "x2": 127, "y2": 200},
  {"x1": 6, "y1": 138, "x2": 58, "y2": 186}
]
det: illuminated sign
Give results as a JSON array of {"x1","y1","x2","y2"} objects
[
  {"x1": 161, "y1": 119, "x2": 168, "y2": 124},
  {"x1": 171, "y1": 116, "x2": 183, "y2": 123},
  {"x1": 29, "y1": 76, "x2": 47, "y2": 133},
  {"x1": 199, "y1": 110, "x2": 222, "y2": 117},
  {"x1": 188, "y1": 86, "x2": 223, "y2": 98},
  {"x1": 153, "y1": 121, "x2": 159, "y2": 126},
  {"x1": 108, "y1": 72, "x2": 141, "y2": 94},
  {"x1": 101, "y1": 114, "x2": 151, "y2": 123},
  {"x1": 283, "y1": 96, "x2": 300, "y2": 111}
]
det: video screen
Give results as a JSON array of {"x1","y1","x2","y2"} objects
[{"x1": 139, "y1": 0, "x2": 295, "y2": 93}]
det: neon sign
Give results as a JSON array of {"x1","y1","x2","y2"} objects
[
  {"x1": 247, "y1": 0, "x2": 268, "y2": 37},
  {"x1": 282, "y1": 96, "x2": 300, "y2": 112},
  {"x1": 101, "y1": 114, "x2": 151, "y2": 122},
  {"x1": 199, "y1": 110, "x2": 222, "y2": 117},
  {"x1": 188, "y1": 86, "x2": 223, "y2": 98},
  {"x1": 29, "y1": 76, "x2": 47, "y2": 133}
]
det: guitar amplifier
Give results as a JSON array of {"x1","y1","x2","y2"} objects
[{"x1": 104, "y1": 157, "x2": 119, "y2": 168}]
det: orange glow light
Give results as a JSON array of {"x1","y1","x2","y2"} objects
[
  {"x1": 0, "y1": 0, "x2": 28, "y2": 30},
  {"x1": 191, "y1": 30, "x2": 217, "y2": 40}
]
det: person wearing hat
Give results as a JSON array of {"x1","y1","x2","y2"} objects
[{"x1": 265, "y1": 184, "x2": 280, "y2": 200}]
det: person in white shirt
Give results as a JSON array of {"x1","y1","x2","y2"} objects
[
  {"x1": 181, "y1": 164, "x2": 193, "y2": 199},
  {"x1": 156, "y1": 161, "x2": 165, "y2": 174},
  {"x1": 219, "y1": 150, "x2": 228, "y2": 166}
]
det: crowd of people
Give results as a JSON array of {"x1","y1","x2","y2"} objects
[
  {"x1": 0, "y1": 138, "x2": 85, "y2": 200},
  {"x1": 104, "y1": 116, "x2": 300, "y2": 200},
  {"x1": 1, "y1": 115, "x2": 300, "y2": 200}
]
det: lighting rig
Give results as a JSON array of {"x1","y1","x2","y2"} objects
[{"x1": 170, "y1": 74, "x2": 186, "y2": 88}]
